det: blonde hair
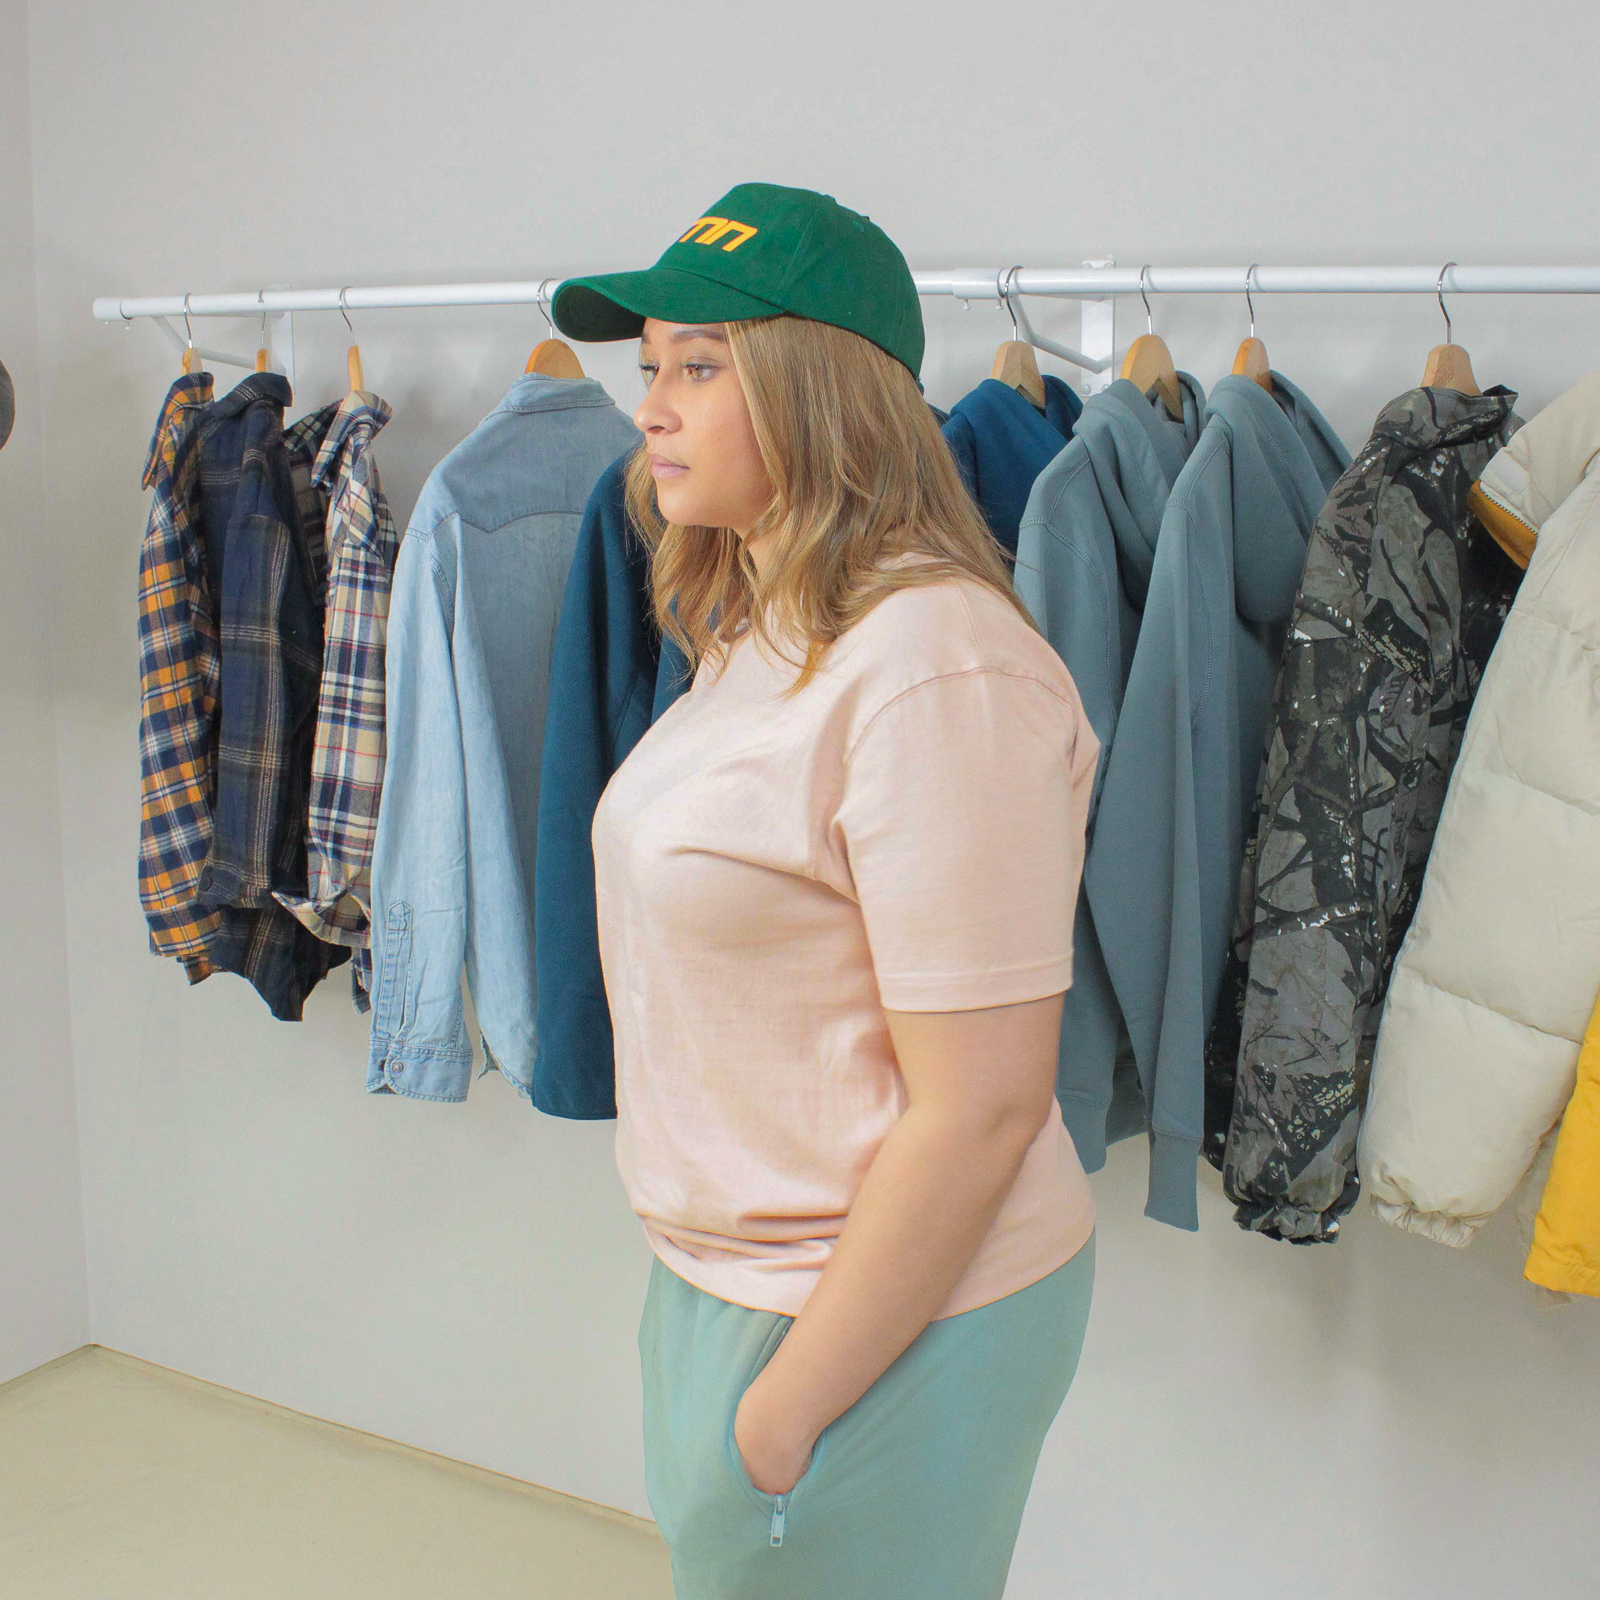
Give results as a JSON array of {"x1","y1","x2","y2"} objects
[{"x1": 622, "y1": 313, "x2": 1043, "y2": 699}]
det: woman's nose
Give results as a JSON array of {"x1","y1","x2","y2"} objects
[{"x1": 635, "y1": 395, "x2": 672, "y2": 434}]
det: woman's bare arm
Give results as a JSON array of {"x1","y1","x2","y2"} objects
[{"x1": 736, "y1": 989, "x2": 1064, "y2": 1482}]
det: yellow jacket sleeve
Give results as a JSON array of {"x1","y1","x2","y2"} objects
[{"x1": 1526, "y1": 982, "x2": 1600, "y2": 1297}]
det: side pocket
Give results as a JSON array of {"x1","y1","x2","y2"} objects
[{"x1": 724, "y1": 1317, "x2": 833, "y2": 1520}]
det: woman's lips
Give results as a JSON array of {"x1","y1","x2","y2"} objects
[{"x1": 650, "y1": 457, "x2": 688, "y2": 478}]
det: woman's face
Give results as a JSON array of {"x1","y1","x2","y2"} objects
[{"x1": 634, "y1": 318, "x2": 773, "y2": 540}]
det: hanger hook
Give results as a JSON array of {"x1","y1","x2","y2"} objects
[
  {"x1": 258, "y1": 288, "x2": 270, "y2": 347},
  {"x1": 182, "y1": 292, "x2": 195, "y2": 349},
  {"x1": 997, "y1": 264, "x2": 1023, "y2": 341},
  {"x1": 536, "y1": 279, "x2": 556, "y2": 339},
  {"x1": 1436, "y1": 262, "x2": 1456, "y2": 343},
  {"x1": 339, "y1": 286, "x2": 355, "y2": 340},
  {"x1": 1138, "y1": 265, "x2": 1153, "y2": 336},
  {"x1": 1244, "y1": 263, "x2": 1259, "y2": 340}
]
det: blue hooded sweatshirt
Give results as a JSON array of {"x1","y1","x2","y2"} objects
[
  {"x1": 531, "y1": 451, "x2": 692, "y2": 1118},
  {"x1": 1013, "y1": 374, "x2": 1207, "y2": 1166},
  {"x1": 1082, "y1": 373, "x2": 1350, "y2": 1229},
  {"x1": 942, "y1": 375, "x2": 1083, "y2": 557}
]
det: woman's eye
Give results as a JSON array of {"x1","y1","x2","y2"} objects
[{"x1": 636, "y1": 359, "x2": 715, "y2": 387}]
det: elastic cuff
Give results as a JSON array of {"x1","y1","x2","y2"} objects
[
  {"x1": 1145, "y1": 1132, "x2": 1201, "y2": 1231},
  {"x1": 1369, "y1": 1196, "x2": 1480, "y2": 1247}
]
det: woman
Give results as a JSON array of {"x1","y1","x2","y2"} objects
[{"x1": 551, "y1": 182, "x2": 1099, "y2": 1599}]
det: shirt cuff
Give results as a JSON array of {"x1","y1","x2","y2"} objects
[{"x1": 366, "y1": 1036, "x2": 473, "y2": 1102}]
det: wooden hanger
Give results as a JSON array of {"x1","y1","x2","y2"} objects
[
  {"x1": 1422, "y1": 263, "x2": 1480, "y2": 396},
  {"x1": 1231, "y1": 264, "x2": 1273, "y2": 393},
  {"x1": 526, "y1": 338, "x2": 586, "y2": 378},
  {"x1": 991, "y1": 266, "x2": 1047, "y2": 411},
  {"x1": 339, "y1": 287, "x2": 365, "y2": 393},
  {"x1": 525, "y1": 290, "x2": 586, "y2": 377},
  {"x1": 1119, "y1": 266, "x2": 1183, "y2": 420},
  {"x1": 180, "y1": 294, "x2": 204, "y2": 374},
  {"x1": 991, "y1": 340, "x2": 1046, "y2": 410}
]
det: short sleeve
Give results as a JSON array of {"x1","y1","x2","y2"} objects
[{"x1": 825, "y1": 668, "x2": 1096, "y2": 1012}]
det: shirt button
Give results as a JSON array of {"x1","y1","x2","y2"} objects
[{"x1": 392, "y1": 1062, "x2": 405, "y2": 1073}]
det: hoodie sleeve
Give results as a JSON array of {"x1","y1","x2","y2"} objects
[
  {"x1": 1081, "y1": 455, "x2": 1225, "y2": 1232},
  {"x1": 1014, "y1": 446, "x2": 1133, "y2": 1169}
]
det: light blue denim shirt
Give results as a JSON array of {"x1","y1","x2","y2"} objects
[{"x1": 367, "y1": 374, "x2": 641, "y2": 1102}]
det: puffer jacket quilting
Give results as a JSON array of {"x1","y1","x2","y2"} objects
[{"x1": 1358, "y1": 372, "x2": 1600, "y2": 1246}]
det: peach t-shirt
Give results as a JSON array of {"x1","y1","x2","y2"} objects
[{"x1": 591, "y1": 552, "x2": 1099, "y2": 1319}]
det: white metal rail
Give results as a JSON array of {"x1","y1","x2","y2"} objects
[{"x1": 92, "y1": 264, "x2": 1600, "y2": 387}]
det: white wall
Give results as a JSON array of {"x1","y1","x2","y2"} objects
[
  {"x1": 0, "y1": 0, "x2": 86, "y2": 1383},
  {"x1": 20, "y1": 1, "x2": 1600, "y2": 1594}
]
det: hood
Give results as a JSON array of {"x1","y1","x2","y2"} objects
[
  {"x1": 948, "y1": 373, "x2": 1083, "y2": 449},
  {"x1": 1078, "y1": 373, "x2": 1206, "y2": 609},
  {"x1": 1203, "y1": 372, "x2": 1351, "y2": 624},
  {"x1": 1467, "y1": 372, "x2": 1600, "y2": 568}
]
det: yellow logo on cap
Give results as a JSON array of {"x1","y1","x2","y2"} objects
[{"x1": 677, "y1": 216, "x2": 759, "y2": 251}]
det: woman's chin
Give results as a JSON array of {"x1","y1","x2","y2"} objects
[{"x1": 656, "y1": 486, "x2": 708, "y2": 523}]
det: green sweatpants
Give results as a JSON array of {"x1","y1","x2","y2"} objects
[{"x1": 638, "y1": 1233, "x2": 1095, "y2": 1599}]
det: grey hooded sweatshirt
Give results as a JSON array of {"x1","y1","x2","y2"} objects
[
  {"x1": 1083, "y1": 373, "x2": 1350, "y2": 1229},
  {"x1": 1013, "y1": 374, "x2": 1207, "y2": 1172}
]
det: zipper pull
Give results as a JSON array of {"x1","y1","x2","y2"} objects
[{"x1": 769, "y1": 1493, "x2": 787, "y2": 1546}]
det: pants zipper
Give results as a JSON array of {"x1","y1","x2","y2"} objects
[{"x1": 770, "y1": 1492, "x2": 788, "y2": 1545}]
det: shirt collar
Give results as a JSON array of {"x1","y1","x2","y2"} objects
[
  {"x1": 208, "y1": 369, "x2": 293, "y2": 421},
  {"x1": 490, "y1": 371, "x2": 618, "y2": 417},
  {"x1": 311, "y1": 390, "x2": 393, "y2": 488},
  {"x1": 142, "y1": 372, "x2": 214, "y2": 488}
]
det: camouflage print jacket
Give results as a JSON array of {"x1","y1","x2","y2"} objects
[{"x1": 1205, "y1": 385, "x2": 1523, "y2": 1242}]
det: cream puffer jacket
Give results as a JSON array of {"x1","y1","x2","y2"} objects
[{"x1": 1358, "y1": 371, "x2": 1600, "y2": 1246}]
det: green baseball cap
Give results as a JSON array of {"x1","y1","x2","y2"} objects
[{"x1": 550, "y1": 182, "x2": 925, "y2": 380}]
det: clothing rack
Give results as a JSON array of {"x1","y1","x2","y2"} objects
[{"x1": 92, "y1": 264, "x2": 1600, "y2": 390}]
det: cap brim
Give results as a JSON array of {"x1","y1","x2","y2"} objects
[{"x1": 551, "y1": 266, "x2": 787, "y2": 343}]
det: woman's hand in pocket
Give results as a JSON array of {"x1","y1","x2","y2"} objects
[{"x1": 733, "y1": 1378, "x2": 818, "y2": 1496}]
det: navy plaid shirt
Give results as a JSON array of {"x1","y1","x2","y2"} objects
[{"x1": 190, "y1": 372, "x2": 349, "y2": 1019}]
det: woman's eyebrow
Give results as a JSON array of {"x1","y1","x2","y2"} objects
[{"x1": 638, "y1": 326, "x2": 729, "y2": 358}]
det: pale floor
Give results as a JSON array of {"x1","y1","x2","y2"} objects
[{"x1": 0, "y1": 1345, "x2": 676, "y2": 1599}]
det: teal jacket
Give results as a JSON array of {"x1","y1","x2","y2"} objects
[
  {"x1": 1082, "y1": 374, "x2": 1350, "y2": 1229},
  {"x1": 1013, "y1": 375, "x2": 1207, "y2": 1170}
]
